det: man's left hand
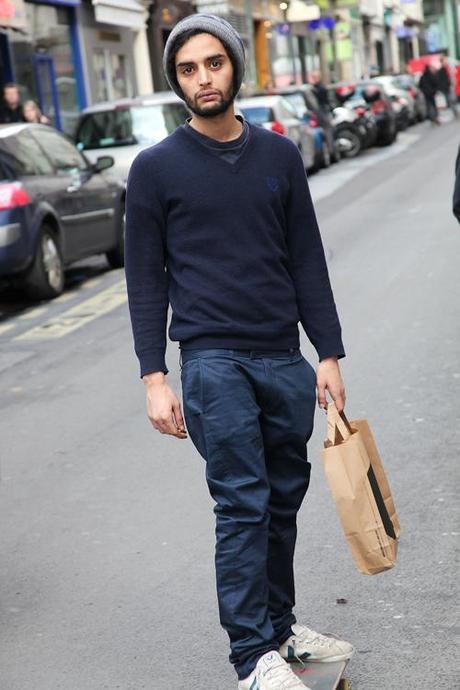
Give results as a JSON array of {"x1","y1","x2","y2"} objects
[{"x1": 316, "y1": 357, "x2": 346, "y2": 412}]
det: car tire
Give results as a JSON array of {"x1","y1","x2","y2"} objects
[
  {"x1": 106, "y1": 198, "x2": 125, "y2": 269},
  {"x1": 380, "y1": 125, "x2": 397, "y2": 146},
  {"x1": 335, "y1": 128, "x2": 362, "y2": 158},
  {"x1": 24, "y1": 225, "x2": 64, "y2": 300}
]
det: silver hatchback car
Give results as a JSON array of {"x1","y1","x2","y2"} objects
[
  {"x1": 236, "y1": 94, "x2": 316, "y2": 171},
  {"x1": 74, "y1": 92, "x2": 189, "y2": 185}
]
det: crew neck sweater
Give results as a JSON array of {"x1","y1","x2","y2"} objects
[
  {"x1": 184, "y1": 115, "x2": 249, "y2": 164},
  {"x1": 125, "y1": 121, "x2": 344, "y2": 377}
]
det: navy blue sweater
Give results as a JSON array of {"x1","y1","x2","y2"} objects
[{"x1": 125, "y1": 122, "x2": 344, "y2": 377}]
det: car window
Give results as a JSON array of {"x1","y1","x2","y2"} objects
[
  {"x1": 76, "y1": 103, "x2": 188, "y2": 150},
  {"x1": 240, "y1": 106, "x2": 273, "y2": 125},
  {"x1": 0, "y1": 130, "x2": 54, "y2": 177},
  {"x1": 282, "y1": 93, "x2": 307, "y2": 118},
  {"x1": 278, "y1": 98, "x2": 297, "y2": 120},
  {"x1": 33, "y1": 129, "x2": 87, "y2": 172}
]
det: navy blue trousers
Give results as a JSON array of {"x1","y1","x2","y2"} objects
[{"x1": 180, "y1": 348, "x2": 316, "y2": 680}]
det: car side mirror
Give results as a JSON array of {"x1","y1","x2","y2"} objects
[{"x1": 94, "y1": 155, "x2": 114, "y2": 173}]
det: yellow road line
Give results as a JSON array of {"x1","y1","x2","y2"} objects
[
  {"x1": 16, "y1": 279, "x2": 127, "y2": 341},
  {"x1": 82, "y1": 277, "x2": 103, "y2": 289},
  {"x1": 0, "y1": 322, "x2": 15, "y2": 336}
]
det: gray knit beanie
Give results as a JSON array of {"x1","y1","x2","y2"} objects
[{"x1": 163, "y1": 14, "x2": 246, "y2": 100}]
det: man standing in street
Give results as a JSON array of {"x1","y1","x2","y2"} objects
[
  {"x1": 419, "y1": 64, "x2": 440, "y2": 124},
  {"x1": 125, "y1": 14, "x2": 354, "y2": 690},
  {"x1": 437, "y1": 55, "x2": 458, "y2": 119},
  {"x1": 0, "y1": 83, "x2": 25, "y2": 124}
]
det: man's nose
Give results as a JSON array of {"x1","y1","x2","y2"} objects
[{"x1": 197, "y1": 66, "x2": 211, "y2": 86}]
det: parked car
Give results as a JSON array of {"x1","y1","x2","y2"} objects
[
  {"x1": 327, "y1": 86, "x2": 370, "y2": 158},
  {"x1": 331, "y1": 84, "x2": 378, "y2": 149},
  {"x1": 275, "y1": 85, "x2": 340, "y2": 165},
  {"x1": 74, "y1": 92, "x2": 189, "y2": 185},
  {"x1": 369, "y1": 76, "x2": 416, "y2": 128},
  {"x1": 374, "y1": 74, "x2": 426, "y2": 122},
  {"x1": 334, "y1": 82, "x2": 397, "y2": 146},
  {"x1": 237, "y1": 95, "x2": 316, "y2": 171},
  {"x1": 0, "y1": 123, "x2": 124, "y2": 299}
]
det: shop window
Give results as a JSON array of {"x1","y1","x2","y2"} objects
[
  {"x1": 8, "y1": 3, "x2": 79, "y2": 135},
  {"x1": 93, "y1": 48, "x2": 132, "y2": 103}
]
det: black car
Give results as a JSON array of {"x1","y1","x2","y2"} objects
[{"x1": 0, "y1": 123, "x2": 124, "y2": 299}]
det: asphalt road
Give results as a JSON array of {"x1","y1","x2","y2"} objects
[{"x1": 1, "y1": 118, "x2": 459, "y2": 690}]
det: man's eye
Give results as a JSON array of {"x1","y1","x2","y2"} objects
[
  {"x1": 210, "y1": 60, "x2": 222, "y2": 68},
  {"x1": 182, "y1": 67, "x2": 193, "y2": 75}
]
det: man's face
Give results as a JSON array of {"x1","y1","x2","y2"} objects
[
  {"x1": 4, "y1": 87, "x2": 20, "y2": 108},
  {"x1": 175, "y1": 33, "x2": 234, "y2": 118}
]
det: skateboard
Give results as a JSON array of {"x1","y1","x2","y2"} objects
[{"x1": 290, "y1": 660, "x2": 351, "y2": 690}]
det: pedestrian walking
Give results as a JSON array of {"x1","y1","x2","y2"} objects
[
  {"x1": 453, "y1": 143, "x2": 460, "y2": 222},
  {"x1": 125, "y1": 14, "x2": 354, "y2": 690},
  {"x1": 437, "y1": 56, "x2": 458, "y2": 118},
  {"x1": 0, "y1": 83, "x2": 25, "y2": 123},
  {"x1": 23, "y1": 100, "x2": 50, "y2": 125},
  {"x1": 419, "y1": 64, "x2": 440, "y2": 124}
]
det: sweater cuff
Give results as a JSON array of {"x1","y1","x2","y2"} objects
[
  {"x1": 138, "y1": 350, "x2": 169, "y2": 378},
  {"x1": 316, "y1": 334, "x2": 346, "y2": 362}
]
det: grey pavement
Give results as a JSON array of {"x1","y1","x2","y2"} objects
[{"x1": 0, "y1": 119, "x2": 459, "y2": 690}]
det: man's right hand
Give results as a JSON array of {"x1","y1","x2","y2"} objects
[{"x1": 143, "y1": 372, "x2": 188, "y2": 439}]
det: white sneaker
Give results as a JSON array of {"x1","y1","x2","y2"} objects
[
  {"x1": 238, "y1": 650, "x2": 310, "y2": 689},
  {"x1": 279, "y1": 623, "x2": 355, "y2": 663}
]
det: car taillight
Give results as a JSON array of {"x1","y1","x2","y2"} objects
[
  {"x1": 271, "y1": 121, "x2": 285, "y2": 135},
  {"x1": 409, "y1": 87, "x2": 417, "y2": 98},
  {"x1": 372, "y1": 100, "x2": 386, "y2": 114},
  {"x1": 0, "y1": 182, "x2": 31, "y2": 211},
  {"x1": 309, "y1": 115, "x2": 319, "y2": 128},
  {"x1": 399, "y1": 97, "x2": 409, "y2": 106},
  {"x1": 355, "y1": 106, "x2": 366, "y2": 117}
]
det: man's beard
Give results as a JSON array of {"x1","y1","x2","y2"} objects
[{"x1": 184, "y1": 86, "x2": 234, "y2": 118}]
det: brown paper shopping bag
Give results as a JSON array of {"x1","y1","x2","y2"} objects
[{"x1": 321, "y1": 403, "x2": 401, "y2": 575}]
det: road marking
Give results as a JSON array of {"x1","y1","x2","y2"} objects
[
  {"x1": 54, "y1": 291, "x2": 78, "y2": 304},
  {"x1": 310, "y1": 131, "x2": 421, "y2": 203},
  {"x1": 0, "y1": 322, "x2": 15, "y2": 336},
  {"x1": 16, "y1": 279, "x2": 127, "y2": 341},
  {"x1": 83, "y1": 277, "x2": 103, "y2": 289},
  {"x1": 18, "y1": 306, "x2": 48, "y2": 320}
]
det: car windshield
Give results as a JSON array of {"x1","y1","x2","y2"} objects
[
  {"x1": 281, "y1": 93, "x2": 307, "y2": 118},
  {"x1": 76, "y1": 104, "x2": 185, "y2": 150},
  {"x1": 240, "y1": 106, "x2": 273, "y2": 125}
]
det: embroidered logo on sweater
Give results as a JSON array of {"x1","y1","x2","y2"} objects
[{"x1": 266, "y1": 176, "x2": 279, "y2": 192}]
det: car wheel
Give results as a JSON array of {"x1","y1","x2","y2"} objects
[
  {"x1": 335, "y1": 128, "x2": 361, "y2": 158},
  {"x1": 25, "y1": 226, "x2": 64, "y2": 300},
  {"x1": 106, "y1": 198, "x2": 125, "y2": 269},
  {"x1": 380, "y1": 124, "x2": 397, "y2": 146}
]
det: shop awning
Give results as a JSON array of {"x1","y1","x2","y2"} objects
[
  {"x1": 0, "y1": 0, "x2": 27, "y2": 30},
  {"x1": 92, "y1": 0, "x2": 145, "y2": 30}
]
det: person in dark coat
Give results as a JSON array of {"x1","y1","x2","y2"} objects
[
  {"x1": 453, "y1": 144, "x2": 460, "y2": 222},
  {"x1": 419, "y1": 65, "x2": 440, "y2": 124},
  {"x1": 0, "y1": 83, "x2": 25, "y2": 123},
  {"x1": 437, "y1": 56, "x2": 457, "y2": 118}
]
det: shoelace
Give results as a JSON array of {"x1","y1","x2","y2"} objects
[
  {"x1": 259, "y1": 660, "x2": 303, "y2": 689},
  {"x1": 294, "y1": 626, "x2": 338, "y2": 649}
]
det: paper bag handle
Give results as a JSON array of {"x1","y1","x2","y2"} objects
[{"x1": 325, "y1": 402, "x2": 354, "y2": 446}]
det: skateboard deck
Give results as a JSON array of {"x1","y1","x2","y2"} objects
[{"x1": 290, "y1": 660, "x2": 351, "y2": 690}]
